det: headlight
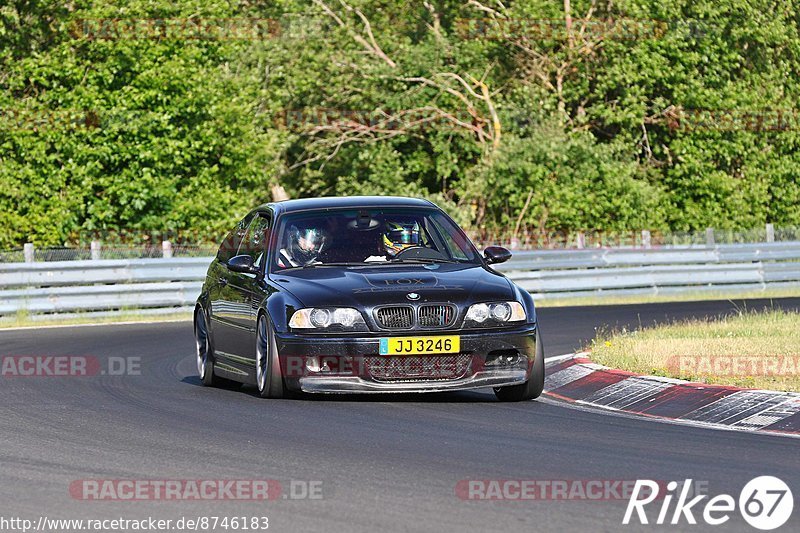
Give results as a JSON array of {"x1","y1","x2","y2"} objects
[
  {"x1": 289, "y1": 307, "x2": 367, "y2": 330},
  {"x1": 465, "y1": 301, "x2": 526, "y2": 326}
]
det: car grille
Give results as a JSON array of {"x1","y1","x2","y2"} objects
[
  {"x1": 365, "y1": 353, "x2": 473, "y2": 382},
  {"x1": 374, "y1": 304, "x2": 458, "y2": 329},
  {"x1": 418, "y1": 304, "x2": 456, "y2": 328},
  {"x1": 375, "y1": 306, "x2": 414, "y2": 329}
]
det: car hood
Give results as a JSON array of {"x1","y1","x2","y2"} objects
[{"x1": 269, "y1": 263, "x2": 513, "y2": 308}]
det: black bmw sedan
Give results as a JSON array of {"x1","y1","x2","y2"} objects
[{"x1": 194, "y1": 196, "x2": 544, "y2": 401}]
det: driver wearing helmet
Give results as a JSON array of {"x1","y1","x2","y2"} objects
[
  {"x1": 278, "y1": 225, "x2": 329, "y2": 267},
  {"x1": 382, "y1": 220, "x2": 421, "y2": 258}
]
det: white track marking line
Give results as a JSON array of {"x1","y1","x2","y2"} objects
[
  {"x1": 545, "y1": 352, "x2": 578, "y2": 363},
  {"x1": 0, "y1": 318, "x2": 191, "y2": 332}
]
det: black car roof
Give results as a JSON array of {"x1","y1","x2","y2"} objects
[{"x1": 259, "y1": 196, "x2": 436, "y2": 214}]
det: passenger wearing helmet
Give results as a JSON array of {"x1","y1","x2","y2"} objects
[
  {"x1": 383, "y1": 220, "x2": 421, "y2": 258},
  {"x1": 278, "y1": 225, "x2": 329, "y2": 267}
]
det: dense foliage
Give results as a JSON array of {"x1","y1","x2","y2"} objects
[{"x1": 1, "y1": 0, "x2": 799, "y2": 247}]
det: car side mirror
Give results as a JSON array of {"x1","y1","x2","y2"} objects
[
  {"x1": 484, "y1": 246, "x2": 512, "y2": 265},
  {"x1": 227, "y1": 254, "x2": 258, "y2": 274}
]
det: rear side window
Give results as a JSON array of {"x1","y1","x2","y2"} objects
[
  {"x1": 237, "y1": 214, "x2": 271, "y2": 269},
  {"x1": 217, "y1": 212, "x2": 255, "y2": 263}
]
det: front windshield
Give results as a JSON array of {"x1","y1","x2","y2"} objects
[{"x1": 272, "y1": 207, "x2": 480, "y2": 270}]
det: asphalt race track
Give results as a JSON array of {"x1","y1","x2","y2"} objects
[{"x1": 1, "y1": 298, "x2": 799, "y2": 532}]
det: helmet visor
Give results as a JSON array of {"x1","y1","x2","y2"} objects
[{"x1": 386, "y1": 224, "x2": 420, "y2": 245}]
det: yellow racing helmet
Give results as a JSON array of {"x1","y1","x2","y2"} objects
[{"x1": 383, "y1": 220, "x2": 420, "y2": 257}]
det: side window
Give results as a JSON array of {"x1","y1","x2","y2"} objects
[
  {"x1": 217, "y1": 213, "x2": 255, "y2": 263},
  {"x1": 418, "y1": 223, "x2": 435, "y2": 249},
  {"x1": 430, "y1": 216, "x2": 469, "y2": 261},
  {"x1": 237, "y1": 214, "x2": 271, "y2": 269}
]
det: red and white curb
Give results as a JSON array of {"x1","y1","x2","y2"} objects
[{"x1": 543, "y1": 353, "x2": 800, "y2": 437}]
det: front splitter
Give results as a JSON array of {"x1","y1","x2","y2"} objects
[{"x1": 298, "y1": 369, "x2": 527, "y2": 394}]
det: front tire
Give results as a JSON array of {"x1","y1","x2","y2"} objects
[
  {"x1": 494, "y1": 333, "x2": 545, "y2": 402},
  {"x1": 255, "y1": 314, "x2": 285, "y2": 398},
  {"x1": 195, "y1": 307, "x2": 223, "y2": 387}
]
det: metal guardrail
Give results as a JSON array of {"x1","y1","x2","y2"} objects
[
  {"x1": 493, "y1": 241, "x2": 800, "y2": 300},
  {"x1": 1, "y1": 242, "x2": 799, "y2": 318},
  {"x1": 0, "y1": 258, "x2": 209, "y2": 316}
]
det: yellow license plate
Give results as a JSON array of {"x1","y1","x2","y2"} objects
[{"x1": 379, "y1": 335, "x2": 460, "y2": 355}]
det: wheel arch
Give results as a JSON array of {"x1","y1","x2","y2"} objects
[{"x1": 261, "y1": 290, "x2": 302, "y2": 334}]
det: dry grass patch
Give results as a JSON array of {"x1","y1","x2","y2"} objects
[
  {"x1": 589, "y1": 310, "x2": 800, "y2": 392},
  {"x1": 533, "y1": 286, "x2": 800, "y2": 307}
]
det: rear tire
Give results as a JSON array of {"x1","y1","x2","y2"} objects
[
  {"x1": 255, "y1": 314, "x2": 285, "y2": 399},
  {"x1": 494, "y1": 333, "x2": 545, "y2": 402}
]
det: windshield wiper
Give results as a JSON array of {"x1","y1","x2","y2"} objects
[
  {"x1": 281, "y1": 259, "x2": 468, "y2": 271},
  {"x1": 390, "y1": 258, "x2": 463, "y2": 264},
  {"x1": 281, "y1": 262, "x2": 380, "y2": 270}
]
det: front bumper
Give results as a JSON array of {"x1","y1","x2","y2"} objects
[{"x1": 275, "y1": 324, "x2": 537, "y2": 394}]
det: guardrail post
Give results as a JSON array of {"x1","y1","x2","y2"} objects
[
  {"x1": 641, "y1": 230, "x2": 651, "y2": 249},
  {"x1": 766, "y1": 223, "x2": 775, "y2": 243},
  {"x1": 705, "y1": 228, "x2": 715, "y2": 247},
  {"x1": 575, "y1": 232, "x2": 585, "y2": 249},
  {"x1": 162, "y1": 240, "x2": 173, "y2": 258},
  {"x1": 23, "y1": 242, "x2": 34, "y2": 263},
  {"x1": 90, "y1": 240, "x2": 101, "y2": 260}
]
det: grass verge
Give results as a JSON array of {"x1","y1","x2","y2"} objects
[
  {"x1": 589, "y1": 309, "x2": 800, "y2": 392},
  {"x1": 0, "y1": 310, "x2": 192, "y2": 329},
  {"x1": 533, "y1": 286, "x2": 800, "y2": 307}
]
